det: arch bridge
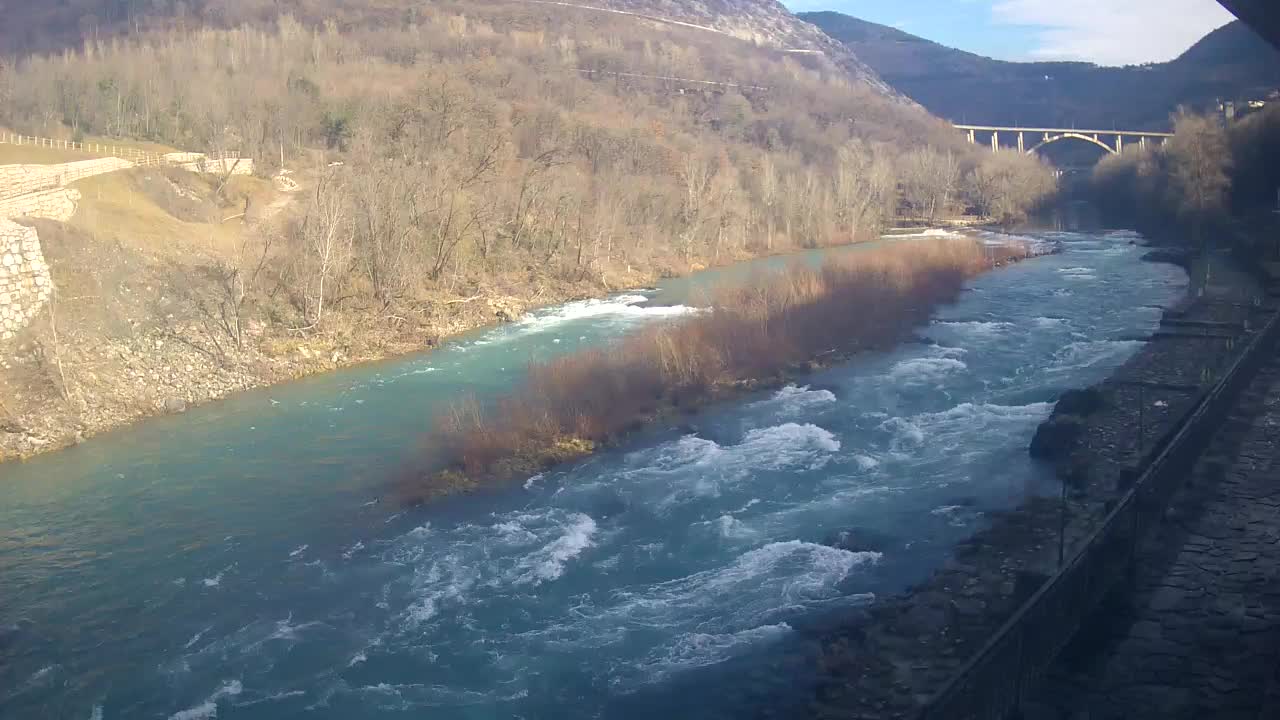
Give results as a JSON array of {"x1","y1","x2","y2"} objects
[{"x1": 954, "y1": 124, "x2": 1175, "y2": 155}]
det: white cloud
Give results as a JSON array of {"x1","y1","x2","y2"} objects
[{"x1": 992, "y1": 0, "x2": 1236, "y2": 65}]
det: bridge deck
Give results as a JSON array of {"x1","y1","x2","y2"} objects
[{"x1": 953, "y1": 125, "x2": 1174, "y2": 137}]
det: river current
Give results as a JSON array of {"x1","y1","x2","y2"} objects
[{"x1": 0, "y1": 230, "x2": 1187, "y2": 720}]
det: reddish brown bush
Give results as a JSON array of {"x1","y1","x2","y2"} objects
[{"x1": 413, "y1": 238, "x2": 1028, "y2": 495}]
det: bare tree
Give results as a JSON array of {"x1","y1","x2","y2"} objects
[
  {"x1": 900, "y1": 147, "x2": 961, "y2": 221},
  {"x1": 299, "y1": 169, "x2": 351, "y2": 328},
  {"x1": 1166, "y1": 109, "x2": 1232, "y2": 243}
]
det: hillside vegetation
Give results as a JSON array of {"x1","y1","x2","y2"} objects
[
  {"x1": 408, "y1": 237, "x2": 1030, "y2": 501},
  {"x1": 0, "y1": 1, "x2": 1055, "y2": 458},
  {"x1": 1088, "y1": 106, "x2": 1280, "y2": 259},
  {"x1": 804, "y1": 12, "x2": 1280, "y2": 130}
]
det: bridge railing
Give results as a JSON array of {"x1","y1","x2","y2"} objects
[{"x1": 916, "y1": 303, "x2": 1280, "y2": 720}]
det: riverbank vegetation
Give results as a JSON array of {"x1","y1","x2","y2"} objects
[
  {"x1": 406, "y1": 237, "x2": 1030, "y2": 501},
  {"x1": 1088, "y1": 107, "x2": 1280, "y2": 262},
  {"x1": 0, "y1": 2, "x2": 1057, "y2": 460}
]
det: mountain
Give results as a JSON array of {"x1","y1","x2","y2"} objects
[
  {"x1": 553, "y1": 0, "x2": 899, "y2": 94},
  {"x1": 800, "y1": 11, "x2": 1280, "y2": 130},
  {"x1": 0, "y1": 0, "x2": 899, "y2": 98}
]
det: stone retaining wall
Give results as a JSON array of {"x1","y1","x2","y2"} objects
[
  {"x1": 171, "y1": 156, "x2": 256, "y2": 176},
  {"x1": 0, "y1": 149, "x2": 253, "y2": 343},
  {"x1": 0, "y1": 187, "x2": 81, "y2": 222},
  {"x1": 0, "y1": 158, "x2": 135, "y2": 200},
  {"x1": 0, "y1": 218, "x2": 52, "y2": 341}
]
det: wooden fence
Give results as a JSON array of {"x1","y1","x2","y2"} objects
[{"x1": 0, "y1": 132, "x2": 166, "y2": 165}]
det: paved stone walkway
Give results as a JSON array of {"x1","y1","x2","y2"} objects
[{"x1": 1024, "y1": 355, "x2": 1280, "y2": 720}]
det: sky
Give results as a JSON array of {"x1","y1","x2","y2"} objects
[{"x1": 781, "y1": 0, "x2": 1237, "y2": 66}]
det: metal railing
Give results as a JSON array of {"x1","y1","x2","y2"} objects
[{"x1": 916, "y1": 304, "x2": 1280, "y2": 720}]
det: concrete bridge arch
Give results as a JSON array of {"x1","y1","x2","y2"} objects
[{"x1": 955, "y1": 124, "x2": 1173, "y2": 158}]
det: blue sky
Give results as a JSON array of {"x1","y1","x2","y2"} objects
[{"x1": 781, "y1": 0, "x2": 1236, "y2": 66}]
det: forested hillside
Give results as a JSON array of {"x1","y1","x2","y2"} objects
[
  {"x1": 803, "y1": 11, "x2": 1280, "y2": 130},
  {"x1": 0, "y1": 0, "x2": 1055, "y2": 457}
]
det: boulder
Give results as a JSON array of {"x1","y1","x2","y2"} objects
[
  {"x1": 488, "y1": 296, "x2": 525, "y2": 323},
  {"x1": 162, "y1": 397, "x2": 187, "y2": 414},
  {"x1": 1053, "y1": 387, "x2": 1106, "y2": 417},
  {"x1": 1029, "y1": 414, "x2": 1086, "y2": 460}
]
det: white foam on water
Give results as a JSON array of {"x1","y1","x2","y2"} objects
[
  {"x1": 713, "y1": 514, "x2": 758, "y2": 541},
  {"x1": 288, "y1": 545, "x2": 308, "y2": 558},
  {"x1": 510, "y1": 513, "x2": 598, "y2": 586},
  {"x1": 933, "y1": 320, "x2": 1012, "y2": 338},
  {"x1": 342, "y1": 541, "x2": 365, "y2": 560},
  {"x1": 931, "y1": 504, "x2": 983, "y2": 527},
  {"x1": 588, "y1": 541, "x2": 879, "y2": 689},
  {"x1": 235, "y1": 690, "x2": 306, "y2": 708},
  {"x1": 879, "y1": 417, "x2": 925, "y2": 449},
  {"x1": 888, "y1": 357, "x2": 967, "y2": 384},
  {"x1": 493, "y1": 519, "x2": 541, "y2": 546},
  {"x1": 736, "y1": 424, "x2": 842, "y2": 468},
  {"x1": 633, "y1": 541, "x2": 876, "y2": 616},
  {"x1": 1050, "y1": 340, "x2": 1144, "y2": 373},
  {"x1": 636, "y1": 622, "x2": 793, "y2": 684},
  {"x1": 168, "y1": 703, "x2": 216, "y2": 720},
  {"x1": 853, "y1": 454, "x2": 880, "y2": 471},
  {"x1": 523, "y1": 473, "x2": 544, "y2": 491},
  {"x1": 748, "y1": 385, "x2": 837, "y2": 419},
  {"x1": 510, "y1": 294, "x2": 697, "y2": 338},
  {"x1": 883, "y1": 228, "x2": 961, "y2": 239},
  {"x1": 616, "y1": 424, "x2": 842, "y2": 512},
  {"x1": 88, "y1": 706, "x2": 102, "y2": 720},
  {"x1": 265, "y1": 615, "x2": 322, "y2": 643},
  {"x1": 184, "y1": 627, "x2": 210, "y2": 649},
  {"x1": 201, "y1": 573, "x2": 222, "y2": 588},
  {"x1": 348, "y1": 652, "x2": 367, "y2": 667},
  {"x1": 973, "y1": 229, "x2": 1051, "y2": 254},
  {"x1": 168, "y1": 680, "x2": 242, "y2": 720},
  {"x1": 1105, "y1": 229, "x2": 1143, "y2": 241},
  {"x1": 904, "y1": 402, "x2": 1054, "y2": 454},
  {"x1": 1034, "y1": 316, "x2": 1067, "y2": 328}
]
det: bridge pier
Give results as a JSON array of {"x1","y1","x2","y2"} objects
[{"x1": 953, "y1": 125, "x2": 1173, "y2": 156}]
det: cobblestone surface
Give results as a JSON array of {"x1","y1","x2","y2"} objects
[{"x1": 1024, "y1": 358, "x2": 1280, "y2": 720}]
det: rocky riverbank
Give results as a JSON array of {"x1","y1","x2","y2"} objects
[
  {"x1": 0, "y1": 274, "x2": 643, "y2": 463},
  {"x1": 805, "y1": 248, "x2": 1274, "y2": 718}
]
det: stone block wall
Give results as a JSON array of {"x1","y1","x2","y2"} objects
[
  {"x1": 0, "y1": 158, "x2": 135, "y2": 200},
  {"x1": 0, "y1": 218, "x2": 52, "y2": 341},
  {"x1": 172, "y1": 157, "x2": 256, "y2": 176},
  {"x1": 0, "y1": 188, "x2": 81, "y2": 222}
]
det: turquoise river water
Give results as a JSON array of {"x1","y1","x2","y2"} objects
[{"x1": 0, "y1": 230, "x2": 1187, "y2": 720}]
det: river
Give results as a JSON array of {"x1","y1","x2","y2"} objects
[{"x1": 0, "y1": 229, "x2": 1187, "y2": 720}]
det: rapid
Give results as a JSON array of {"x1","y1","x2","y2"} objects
[{"x1": 0, "y1": 230, "x2": 1187, "y2": 720}]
